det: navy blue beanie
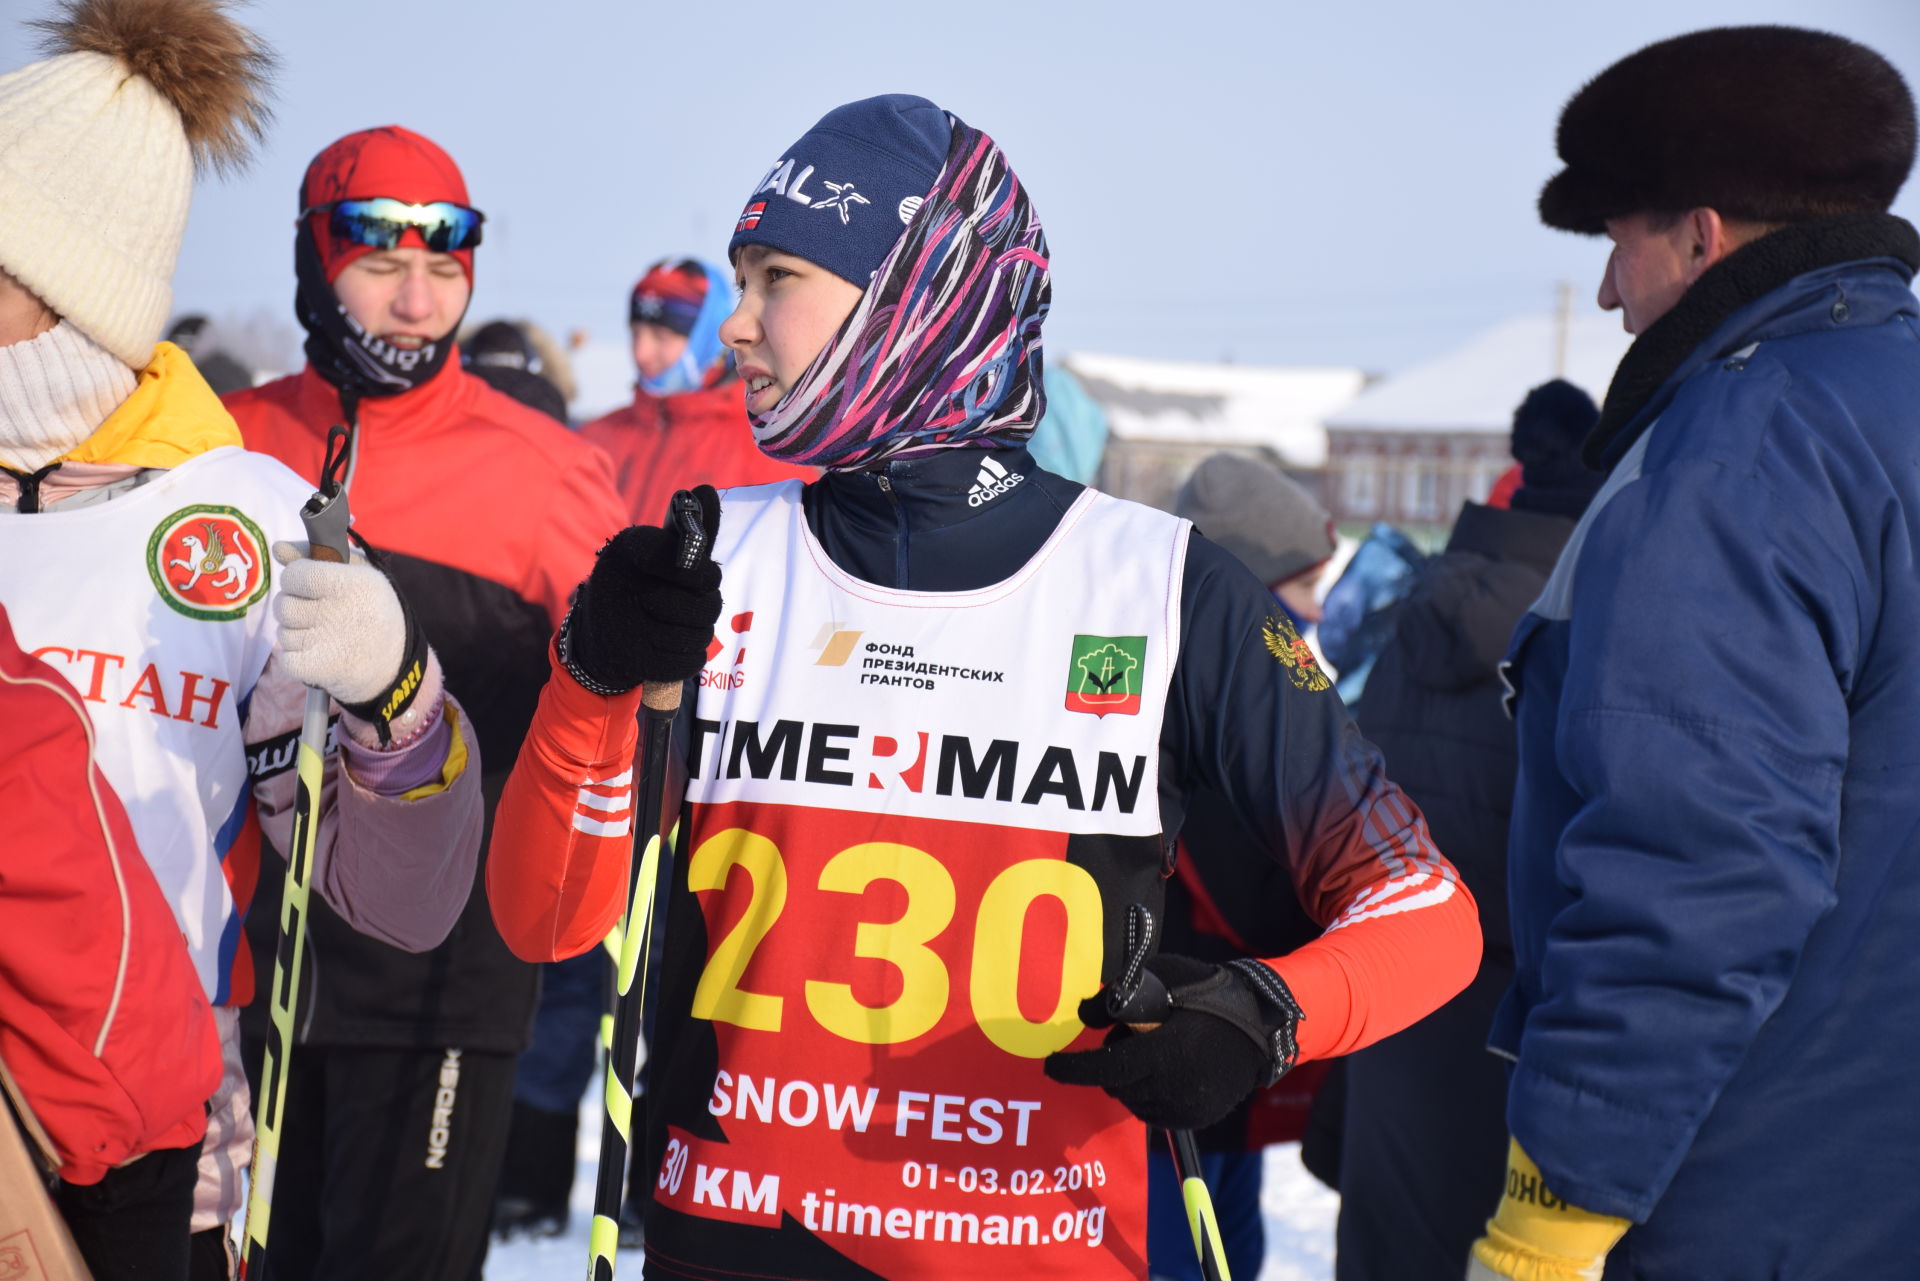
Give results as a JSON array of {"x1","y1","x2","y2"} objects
[
  {"x1": 728, "y1": 94, "x2": 953, "y2": 286},
  {"x1": 1510, "y1": 379, "x2": 1603, "y2": 519}
]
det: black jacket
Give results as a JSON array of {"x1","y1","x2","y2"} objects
[
  {"x1": 1328, "y1": 501, "x2": 1575, "y2": 1281},
  {"x1": 1354, "y1": 502, "x2": 1574, "y2": 959}
]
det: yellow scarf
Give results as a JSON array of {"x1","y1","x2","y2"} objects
[{"x1": 50, "y1": 342, "x2": 242, "y2": 468}]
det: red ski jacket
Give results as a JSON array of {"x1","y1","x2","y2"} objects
[
  {"x1": 0, "y1": 604, "x2": 222, "y2": 1185},
  {"x1": 227, "y1": 361, "x2": 628, "y2": 1052},
  {"x1": 577, "y1": 378, "x2": 813, "y2": 525}
]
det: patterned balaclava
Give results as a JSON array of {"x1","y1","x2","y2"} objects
[{"x1": 727, "y1": 95, "x2": 1050, "y2": 471}]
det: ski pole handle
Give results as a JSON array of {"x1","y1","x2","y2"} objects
[
  {"x1": 1103, "y1": 904, "x2": 1171, "y2": 1032},
  {"x1": 639, "y1": 488, "x2": 716, "y2": 717},
  {"x1": 299, "y1": 486, "x2": 350, "y2": 563},
  {"x1": 300, "y1": 423, "x2": 354, "y2": 563}
]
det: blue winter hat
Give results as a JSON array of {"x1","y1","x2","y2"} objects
[
  {"x1": 633, "y1": 257, "x2": 736, "y2": 397},
  {"x1": 728, "y1": 94, "x2": 952, "y2": 286}
]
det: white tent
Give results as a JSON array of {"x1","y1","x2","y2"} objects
[{"x1": 1326, "y1": 313, "x2": 1632, "y2": 433}]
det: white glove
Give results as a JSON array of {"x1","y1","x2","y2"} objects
[{"x1": 272, "y1": 541, "x2": 408, "y2": 706}]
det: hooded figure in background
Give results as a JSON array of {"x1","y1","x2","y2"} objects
[
  {"x1": 461, "y1": 318, "x2": 569, "y2": 424},
  {"x1": 1333, "y1": 379, "x2": 1599, "y2": 1281},
  {"x1": 578, "y1": 256, "x2": 812, "y2": 524}
]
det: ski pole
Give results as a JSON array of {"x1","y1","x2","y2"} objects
[
  {"x1": 1106, "y1": 903, "x2": 1232, "y2": 1281},
  {"x1": 587, "y1": 489, "x2": 714, "y2": 1281},
  {"x1": 241, "y1": 424, "x2": 355, "y2": 1281},
  {"x1": 1166, "y1": 1127, "x2": 1230, "y2": 1281}
]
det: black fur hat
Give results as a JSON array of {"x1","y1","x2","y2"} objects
[{"x1": 1541, "y1": 26, "x2": 1916, "y2": 234}]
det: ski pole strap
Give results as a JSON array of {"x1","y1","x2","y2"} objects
[
  {"x1": 297, "y1": 436, "x2": 428, "y2": 746},
  {"x1": 1225, "y1": 959, "x2": 1303, "y2": 1084},
  {"x1": 299, "y1": 426, "x2": 352, "y2": 563},
  {"x1": 1107, "y1": 903, "x2": 1302, "y2": 1086}
]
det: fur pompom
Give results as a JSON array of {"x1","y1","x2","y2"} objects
[{"x1": 29, "y1": 0, "x2": 276, "y2": 175}]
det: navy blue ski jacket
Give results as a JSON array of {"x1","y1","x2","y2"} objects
[{"x1": 1492, "y1": 214, "x2": 1920, "y2": 1277}]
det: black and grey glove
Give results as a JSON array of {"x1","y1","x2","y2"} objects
[
  {"x1": 559, "y1": 485, "x2": 723, "y2": 696},
  {"x1": 1043, "y1": 947, "x2": 1303, "y2": 1132}
]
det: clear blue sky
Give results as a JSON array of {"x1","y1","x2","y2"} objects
[{"x1": 5, "y1": 0, "x2": 1916, "y2": 374}]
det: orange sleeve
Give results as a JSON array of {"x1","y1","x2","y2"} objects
[
  {"x1": 1263, "y1": 874, "x2": 1481, "y2": 1063},
  {"x1": 486, "y1": 641, "x2": 646, "y2": 961}
]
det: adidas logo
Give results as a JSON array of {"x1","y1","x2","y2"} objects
[{"x1": 967, "y1": 456, "x2": 1025, "y2": 508}]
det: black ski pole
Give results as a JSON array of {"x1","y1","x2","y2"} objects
[
  {"x1": 241, "y1": 424, "x2": 355, "y2": 1280},
  {"x1": 1166, "y1": 1126, "x2": 1231, "y2": 1281},
  {"x1": 586, "y1": 490, "x2": 713, "y2": 1281}
]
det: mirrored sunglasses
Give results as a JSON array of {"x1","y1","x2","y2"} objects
[{"x1": 301, "y1": 197, "x2": 486, "y2": 253}]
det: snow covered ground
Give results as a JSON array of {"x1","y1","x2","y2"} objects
[{"x1": 482, "y1": 1101, "x2": 1339, "y2": 1280}]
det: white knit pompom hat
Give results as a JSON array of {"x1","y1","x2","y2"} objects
[{"x1": 0, "y1": 0, "x2": 274, "y2": 369}]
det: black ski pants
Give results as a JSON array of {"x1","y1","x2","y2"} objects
[
  {"x1": 56, "y1": 1141, "x2": 201, "y2": 1281},
  {"x1": 243, "y1": 1043, "x2": 515, "y2": 1281},
  {"x1": 1334, "y1": 959, "x2": 1509, "y2": 1281}
]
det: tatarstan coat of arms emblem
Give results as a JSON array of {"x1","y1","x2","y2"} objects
[{"x1": 147, "y1": 504, "x2": 270, "y2": 621}]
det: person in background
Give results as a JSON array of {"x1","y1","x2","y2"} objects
[
  {"x1": 1140, "y1": 451, "x2": 1346, "y2": 1281},
  {"x1": 1316, "y1": 523, "x2": 1425, "y2": 706},
  {"x1": 577, "y1": 256, "x2": 811, "y2": 523},
  {"x1": 223, "y1": 124, "x2": 626, "y2": 1281},
  {"x1": 1474, "y1": 27, "x2": 1920, "y2": 1281},
  {"x1": 1176, "y1": 452, "x2": 1336, "y2": 628},
  {"x1": 166, "y1": 315, "x2": 256, "y2": 397},
  {"x1": 461, "y1": 318, "x2": 569, "y2": 424},
  {"x1": 1028, "y1": 363, "x2": 1111, "y2": 484},
  {"x1": 1332, "y1": 380, "x2": 1599, "y2": 1281}
]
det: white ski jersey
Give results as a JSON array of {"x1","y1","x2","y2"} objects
[{"x1": 0, "y1": 445, "x2": 310, "y2": 1003}]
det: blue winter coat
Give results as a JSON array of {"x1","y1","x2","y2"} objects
[{"x1": 1493, "y1": 238, "x2": 1920, "y2": 1277}]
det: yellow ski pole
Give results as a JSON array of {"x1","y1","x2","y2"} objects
[
  {"x1": 241, "y1": 423, "x2": 354, "y2": 1280},
  {"x1": 587, "y1": 489, "x2": 713, "y2": 1281}
]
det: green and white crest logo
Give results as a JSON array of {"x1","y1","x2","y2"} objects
[
  {"x1": 147, "y1": 504, "x2": 270, "y2": 621},
  {"x1": 1065, "y1": 634, "x2": 1146, "y2": 717}
]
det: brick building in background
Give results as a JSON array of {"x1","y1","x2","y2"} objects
[{"x1": 1323, "y1": 313, "x2": 1630, "y2": 539}]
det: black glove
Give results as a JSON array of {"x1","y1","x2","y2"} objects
[
  {"x1": 1043, "y1": 952, "x2": 1303, "y2": 1131},
  {"x1": 559, "y1": 486, "x2": 723, "y2": 695}
]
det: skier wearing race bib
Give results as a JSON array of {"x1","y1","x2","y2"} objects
[{"x1": 487, "y1": 94, "x2": 1481, "y2": 1281}]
